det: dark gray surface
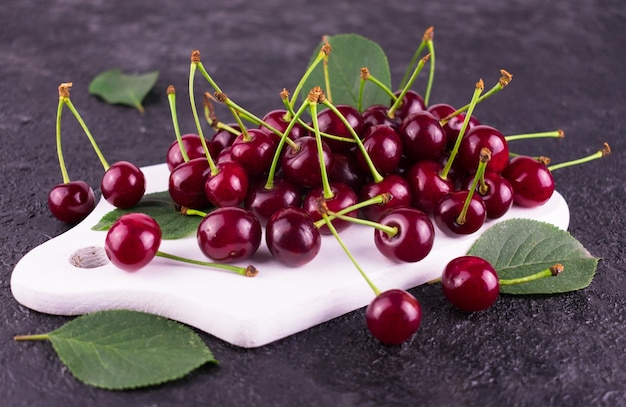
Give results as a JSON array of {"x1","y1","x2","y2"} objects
[{"x1": 2, "y1": 0, "x2": 625, "y2": 406}]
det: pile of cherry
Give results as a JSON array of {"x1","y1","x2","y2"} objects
[{"x1": 47, "y1": 50, "x2": 609, "y2": 345}]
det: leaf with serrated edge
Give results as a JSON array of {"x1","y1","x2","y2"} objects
[
  {"x1": 91, "y1": 191, "x2": 204, "y2": 239},
  {"x1": 47, "y1": 310, "x2": 216, "y2": 390},
  {"x1": 89, "y1": 69, "x2": 159, "y2": 112},
  {"x1": 467, "y1": 219, "x2": 599, "y2": 294}
]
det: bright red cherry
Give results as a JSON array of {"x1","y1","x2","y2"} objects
[
  {"x1": 166, "y1": 134, "x2": 210, "y2": 171},
  {"x1": 365, "y1": 289, "x2": 422, "y2": 345},
  {"x1": 244, "y1": 178, "x2": 302, "y2": 225},
  {"x1": 374, "y1": 207, "x2": 434, "y2": 263},
  {"x1": 168, "y1": 157, "x2": 211, "y2": 209},
  {"x1": 281, "y1": 136, "x2": 333, "y2": 189},
  {"x1": 405, "y1": 160, "x2": 454, "y2": 214},
  {"x1": 316, "y1": 105, "x2": 364, "y2": 152},
  {"x1": 433, "y1": 191, "x2": 487, "y2": 235},
  {"x1": 463, "y1": 171, "x2": 514, "y2": 218},
  {"x1": 204, "y1": 161, "x2": 250, "y2": 208},
  {"x1": 265, "y1": 207, "x2": 321, "y2": 267},
  {"x1": 359, "y1": 175, "x2": 411, "y2": 222},
  {"x1": 230, "y1": 129, "x2": 277, "y2": 176},
  {"x1": 356, "y1": 124, "x2": 403, "y2": 176},
  {"x1": 393, "y1": 90, "x2": 426, "y2": 120},
  {"x1": 101, "y1": 161, "x2": 146, "y2": 209},
  {"x1": 441, "y1": 256, "x2": 500, "y2": 312},
  {"x1": 302, "y1": 182, "x2": 359, "y2": 235},
  {"x1": 399, "y1": 111, "x2": 447, "y2": 162},
  {"x1": 502, "y1": 156, "x2": 555, "y2": 207},
  {"x1": 457, "y1": 125, "x2": 509, "y2": 175},
  {"x1": 104, "y1": 213, "x2": 162, "y2": 272},
  {"x1": 48, "y1": 180, "x2": 96, "y2": 223}
]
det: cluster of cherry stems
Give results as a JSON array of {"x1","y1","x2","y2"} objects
[{"x1": 48, "y1": 37, "x2": 610, "y2": 345}]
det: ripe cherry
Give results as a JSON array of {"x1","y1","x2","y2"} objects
[
  {"x1": 265, "y1": 207, "x2": 321, "y2": 267},
  {"x1": 502, "y1": 156, "x2": 555, "y2": 208},
  {"x1": 168, "y1": 157, "x2": 211, "y2": 209},
  {"x1": 399, "y1": 110, "x2": 447, "y2": 162},
  {"x1": 457, "y1": 125, "x2": 509, "y2": 174},
  {"x1": 316, "y1": 104, "x2": 364, "y2": 152},
  {"x1": 374, "y1": 207, "x2": 434, "y2": 263},
  {"x1": 330, "y1": 152, "x2": 369, "y2": 192},
  {"x1": 230, "y1": 128, "x2": 277, "y2": 176},
  {"x1": 281, "y1": 136, "x2": 333, "y2": 189},
  {"x1": 356, "y1": 124, "x2": 403, "y2": 176},
  {"x1": 359, "y1": 175, "x2": 411, "y2": 222},
  {"x1": 204, "y1": 160, "x2": 250, "y2": 208},
  {"x1": 441, "y1": 256, "x2": 499, "y2": 312},
  {"x1": 302, "y1": 182, "x2": 358, "y2": 235},
  {"x1": 392, "y1": 90, "x2": 426, "y2": 120},
  {"x1": 166, "y1": 133, "x2": 209, "y2": 171},
  {"x1": 427, "y1": 103, "x2": 480, "y2": 151},
  {"x1": 260, "y1": 109, "x2": 308, "y2": 141},
  {"x1": 210, "y1": 126, "x2": 239, "y2": 155},
  {"x1": 101, "y1": 161, "x2": 146, "y2": 209},
  {"x1": 463, "y1": 171, "x2": 514, "y2": 218},
  {"x1": 244, "y1": 178, "x2": 302, "y2": 225},
  {"x1": 362, "y1": 104, "x2": 399, "y2": 129},
  {"x1": 365, "y1": 289, "x2": 422, "y2": 345},
  {"x1": 434, "y1": 191, "x2": 487, "y2": 235},
  {"x1": 104, "y1": 213, "x2": 162, "y2": 272},
  {"x1": 405, "y1": 160, "x2": 454, "y2": 213},
  {"x1": 48, "y1": 181, "x2": 96, "y2": 223}
]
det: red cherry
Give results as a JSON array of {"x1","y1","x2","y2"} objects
[
  {"x1": 359, "y1": 175, "x2": 412, "y2": 222},
  {"x1": 101, "y1": 161, "x2": 146, "y2": 209},
  {"x1": 204, "y1": 161, "x2": 250, "y2": 208},
  {"x1": 166, "y1": 134, "x2": 209, "y2": 172},
  {"x1": 457, "y1": 125, "x2": 509, "y2": 175},
  {"x1": 302, "y1": 182, "x2": 358, "y2": 235},
  {"x1": 48, "y1": 180, "x2": 96, "y2": 223},
  {"x1": 433, "y1": 191, "x2": 487, "y2": 235},
  {"x1": 230, "y1": 129, "x2": 277, "y2": 176},
  {"x1": 316, "y1": 105, "x2": 364, "y2": 152},
  {"x1": 374, "y1": 207, "x2": 434, "y2": 263},
  {"x1": 168, "y1": 157, "x2": 211, "y2": 209},
  {"x1": 405, "y1": 160, "x2": 454, "y2": 213},
  {"x1": 399, "y1": 111, "x2": 447, "y2": 162},
  {"x1": 366, "y1": 289, "x2": 422, "y2": 345},
  {"x1": 441, "y1": 256, "x2": 500, "y2": 312},
  {"x1": 104, "y1": 213, "x2": 162, "y2": 272},
  {"x1": 281, "y1": 136, "x2": 333, "y2": 189},
  {"x1": 265, "y1": 207, "x2": 321, "y2": 267},
  {"x1": 502, "y1": 156, "x2": 555, "y2": 207},
  {"x1": 356, "y1": 124, "x2": 403, "y2": 176}
]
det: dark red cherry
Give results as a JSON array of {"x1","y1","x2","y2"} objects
[
  {"x1": 316, "y1": 105, "x2": 364, "y2": 152},
  {"x1": 302, "y1": 182, "x2": 358, "y2": 235},
  {"x1": 356, "y1": 124, "x2": 403, "y2": 176},
  {"x1": 265, "y1": 207, "x2": 321, "y2": 267},
  {"x1": 457, "y1": 125, "x2": 509, "y2": 175},
  {"x1": 393, "y1": 90, "x2": 426, "y2": 120},
  {"x1": 230, "y1": 129, "x2": 277, "y2": 176},
  {"x1": 441, "y1": 256, "x2": 499, "y2": 312},
  {"x1": 101, "y1": 161, "x2": 146, "y2": 209},
  {"x1": 374, "y1": 207, "x2": 434, "y2": 263},
  {"x1": 502, "y1": 156, "x2": 555, "y2": 207},
  {"x1": 260, "y1": 109, "x2": 308, "y2": 141},
  {"x1": 168, "y1": 157, "x2": 211, "y2": 209},
  {"x1": 196, "y1": 207, "x2": 261, "y2": 263},
  {"x1": 166, "y1": 134, "x2": 210, "y2": 172},
  {"x1": 427, "y1": 103, "x2": 480, "y2": 151},
  {"x1": 366, "y1": 289, "x2": 422, "y2": 345},
  {"x1": 210, "y1": 126, "x2": 239, "y2": 155},
  {"x1": 405, "y1": 160, "x2": 454, "y2": 213},
  {"x1": 48, "y1": 180, "x2": 96, "y2": 223},
  {"x1": 329, "y1": 152, "x2": 369, "y2": 192},
  {"x1": 281, "y1": 136, "x2": 333, "y2": 189},
  {"x1": 204, "y1": 160, "x2": 249, "y2": 208},
  {"x1": 433, "y1": 191, "x2": 487, "y2": 235},
  {"x1": 244, "y1": 178, "x2": 302, "y2": 225},
  {"x1": 359, "y1": 175, "x2": 412, "y2": 221},
  {"x1": 463, "y1": 171, "x2": 514, "y2": 218},
  {"x1": 104, "y1": 213, "x2": 162, "y2": 272},
  {"x1": 362, "y1": 104, "x2": 399, "y2": 129},
  {"x1": 399, "y1": 111, "x2": 447, "y2": 162}
]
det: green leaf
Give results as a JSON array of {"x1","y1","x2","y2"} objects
[
  {"x1": 302, "y1": 33, "x2": 391, "y2": 110},
  {"x1": 467, "y1": 219, "x2": 600, "y2": 295},
  {"x1": 89, "y1": 69, "x2": 159, "y2": 113},
  {"x1": 29, "y1": 310, "x2": 216, "y2": 390},
  {"x1": 92, "y1": 191, "x2": 204, "y2": 239}
]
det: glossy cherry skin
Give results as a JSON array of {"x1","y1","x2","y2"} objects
[
  {"x1": 405, "y1": 160, "x2": 454, "y2": 213},
  {"x1": 463, "y1": 171, "x2": 514, "y2": 218},
  {"x1": 101, "y1": 161, "x2": 146, "y2": 209},
  {"x1": 399, "y1": 111, "x2": 447, "y2": 162},
  {"x1": 168, "y1": 157, "x2": 211, "y2": 209},
  {"x1": 433, "y1": 191, "x2": 487, "y2": 235},
  {"x1": 441, "y1": 256, "x2": 500, "y2": 312},
  {"x1": 260, "y1": 109, "x2": 309, "y2": 141},
  {"x1": 374, "y1": 207, "x2": 434, "y2": 263},
  {"x1": 359, "y1": 175, "x2": 412, "y2": 221},
  {"x1": 362, "y1": 104, "x2": 399, "y2": 129},
  {"x1": 393, "y1": 90, "x2": 426, "y2": 120},
  {"x1": 502, "y1": 156, "x2": 555, "y2": 207},
  {"x1": 427, "y1": 103, "x2": 480, "y2": 151},
  {"x1": 244, "y1": 178, "x2": 302, "y2": 225},
  {"x1": 365, "y1": 289, "x2": 422, "y2": 345},
  {"x1": 457, "y1": 125, "x2": 509, "y2": 175},
  {"x1": 330, "y1": 152, "x2": 369, "y2": 192},
  {"x1": 210, "y1": 126, "x2": 239, "y2": 155},
  {"x1": 356, "y1": 124, "x2": 403, "y2": 176},
  {"x1": 316, "y1": 105, "x2": 364, "y2": 153},
  {"x1": 48, "y1": 180, "x2": 96, "y2": 223},
  {"x1": 166, "y1": 133, "x2": 210, "y2": 172},
  {"x1": 196, "y1": 207, "x2": 262, "y2": 263},
  {"x1": 281, "y1": 136, "x2": 333, "y2": 189},
  {"x1": 104, "y1": 213, "x2": 162, "y2": 272},
  {"x1": 204, "y1": 160, "x2": 249, "y2": 208},
  {"x1": 230, "y1": 128, "x2": 277, "y2": 176},
  {"x1": 302, "y1": 182, "x2": 358, "y2": 235},
  {"x1": 265, "y1": 207, "x2": 321, "y2": 267}
]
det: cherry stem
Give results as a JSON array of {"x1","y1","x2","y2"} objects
[
  {"x1": 313, "y1": 193, "x2": 392, "y2": 229},
  {"x1": 325, "y1": 210, "x2": 398, "y2": 238},
  {"x1": 59, "y1": 85, "x2": 110, "y2": 171},
  {"x1": 188, "y1": 57, "x2": 218, "y2": 175},
  {"x1": 457, "y1": 148, "x2": 490, "y2": 225},
  {"x1": 318, "y1": 204, "x2": 381, "y2": 296},
  {"x1": 358, "y1": 67, "x2": 397, "y2": 112},
  {"x1": 388, "y1": 54, "x2": 430, "y2": 119},
  {"x1": 323, "y1": 43, "x2": 332, "y2": 104},
  {"x1": 505, "y1": 129, "x2": 564, "y2": 142},
  {"x1": 440, "y1": 79, "x2": 484, "y2": 180},
  {"x1": 320, "y1": 99, "x2": 384, "y2": 183},
  {"x1": 499, "y1": 263, "x2": 563, "y2": 285},
  {"x1": 14, "y1": 333, "x2": 51, "y2": 342},
  {"x1": 547, "y1": 143, "x2": 612, "y2": 172},
  {"x1": 167, "y1": 85, "x2": 190, "y2": 163},
  {"x1": 309, "y1": 89, "x2": 334, "y2": 199},
  {"x1": 180, "y1": 207, "x2": 207, "y2": 217},
  {"x1": 155, "y1": 250, "x2": 258, "y2": 277},
  {"x1": 399, "y1": 26, "x2": 432, "y2": 91},
  {"x1": 202, "y1": 93, "x2": 240, "y2": 135},
  {"x1": 424, "y1": 29, "x2": 435, "y2": 106},
  {"x1": 288, "y1": 41, "x2": 331, "y2": 115},
  {"x1": 440, "y1": 70, "x2": 512, "y2": 125},
  {"x1": 55, "y1": 92, "x2": 70, "y2": 184}
]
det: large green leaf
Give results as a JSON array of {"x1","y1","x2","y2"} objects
[
  {"x1": 468, "y1": 219, "x2": 599, "y2": 294},
  {"x1": 89, "y1": 69, "x2": 159, "y2": 113},
  {"x1": 301, "y1": 33, "x2": 391, "y2": 110}
]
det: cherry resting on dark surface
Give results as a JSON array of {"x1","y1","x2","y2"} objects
[
  {"x1": 502, "y1": 155, "x2": 555, "y2": 207},
  {"x1": 366, "y1": 289, "x2": 422, "y2": 345},
  {"x1": 101, "y1": 160, "x2": 146, "y2": 209},
  {"x1": 104, "y1": 213, "x2": 162, "y2": 272},
  {"x1": 265, "y1": 207, "x2": 321, "y2": 267},
  {"x1": 374, "y1": 207, "x2": 434, "y2": 263},
  {"x1": 48, "y1": 180, "x2": 96, "y2": 224},
  {"x1": 441, "y1": 255, "x2": 500, "y2": 312}
]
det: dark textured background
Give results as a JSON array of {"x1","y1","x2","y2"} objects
[{"x1": 2, "y1": 0, "x2": 625, "y2": 406}]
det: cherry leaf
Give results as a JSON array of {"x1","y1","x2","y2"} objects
[
  {"x1": 88, "y1": 69, "x2": 159, "y2": 113},
  {"x1": 17, "y1": 310, "x2": 216, "y2": 390},
  {"x1": 92, "y1": 191, "x2": 204, "y2": 239},
  {"x1": 467, "y1": 219, "x2": 599, "y2": 294},
  {"x1": 302, "y1": 33, "x2": 391, "y2": 110}
]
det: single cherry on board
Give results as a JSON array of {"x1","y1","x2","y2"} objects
[
  {"x1": 104, "y1": 213, "x2": 162, "y2": 272},
  {"x1": 502, "y1": 155, "x2": 555, "y2": 208},
  {"x1": 374, "y1": 207, "x2": 435, "y2": 263},
  {"x1": 265, "y1": 207, "x2": 321, "y2": 267},
  {"x1": 366, "y1": 289, "x2": 422, "y2": 345},
  {"x1": 434, "y1": 190, "x2": 487, "y2": 235},
  {"x1": 48, "y1": 180, "x2": 96, "y2": 224}
]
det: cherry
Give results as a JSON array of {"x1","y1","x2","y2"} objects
[
  {"x1": 260, "y1": 109, "x2": 308, "y2": 141},
  {"x1": 441, "y1": 256, "x2": 499, "y2": 312},
  {"x1": 329, "y1": 152, "x2": 369, "y2": 192},
  {"x1": 166, "y1": 133, "x2": 210, "y2": 172},
  {"x1": 365, "y1": 289, "x2": 422, "y2": 345},
  {"x1": 362, "y1": 104, "x2": 399, "y2": 129},
  {"x1": 281, "y1": 136, "x2": 333, "y2": 189},
  {"x1": 356, "y1": 124, "x2": 403, "y2": 176},
  {"x1": 48, "y1": 181, "x2": 96, "y2": 224},
  {"x1": 230, "y1": 128, "x2": 277, "y2": 176},
  {"x1": 302, "y1": 182, "x2": 358, "y2": 235},
  {"x1": 399, "y1": 110, "x2": 447, "y2": 162},
  {"x1": 374, "y1": 207, "x2": 434, "y2": 263},
  {"x1": 457, "y1": 125, "x2": 509, "y2": 174},
  {"x1": 204, "y1": 160, "x2": 250, "y2": 208},
  {"x1": 210, "y1": 126, "x2": 239, "y2": 155},
  {"x1": 392, "y1": 90, "x2": 426, "y2": 120},
  {"x1": 359, "y1": 174, "x2": 412, "y2": 221},
  {"x1": 168, "y1": 157, "x2": 211, "y2": 209},
  {"x1": 244, "y1": 177, "x2": 302, "y2": 225},
  {"x1": 463, "y1": 171, "x2": 514, "y2": 218},
  {"x1": 104, "y1": 213, "x2": 162, "y2": 272},
  {"x1": 434, "y1": 190, "x2": 487, "y2": 235},
  {"x1": 316, "y1": 104, "x2": 364, "y2": 153},
  {"x1": 101, "y1": 161, "x2": 146, "y2": 209},
  {"x1": 427, "y1": 103, "x2": 480, "y2": 151},
  {"x1": 405, "y1": 160, "x2": 454, "y2": 213},
  {"x1": 265, "y1": 207, "x2": 321, "y2": 267},
  {"x1": 502, "y1": 155, "x2": 555, "y2": 208},
  {"x1": 196, "y1": 207, "x2": 262, "y2": 263}
]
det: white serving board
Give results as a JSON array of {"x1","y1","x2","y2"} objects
[{"x1": 11, "y1": 163, "x2": 569, "y2": 348}]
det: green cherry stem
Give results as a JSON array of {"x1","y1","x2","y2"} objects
[
  {"x1": 202, "y1": 93, "x2": 240, "y2": 135},
  {"x1": 55, "y1": 84, "x2": 70, "y2": 184},
  {"x1": 457, "y1": 148, "x2": 490, "y2": 225},
  {"x1": 288, "y1": 41, "x2": 331, "y2": 114},
  {"x1": 388, "y1": 53, "x2": 430, "y2": 119},
  {"x1": 155, "y1": 250, "x2": 258, "y2": 277},
  {"x1": 399, "y1": 26, "x2": 432, "y2": 91},
  {"x1": 440, "y1": 78, "x2": 484, "y2": 180},
  {"x1": 505, "y1": 129, "x2": 564, "y2": 142},
  {"x1": 499, "y1": 263, "x2": 563, "y2": 285},
  {"x1": 548, "y1": 143, "x2": 612, "y2": 172},
  {"x1": 359, "y1": 67, "x2": 397, "y2": 112},
  {"x1": 180, "y1": 207, "x2": 208, "y2": 217},
  {"x1": 324, "y1": 210, "x2": 398, "y2": 238},
  {"x1": 309, "y1": 88, "x2": 334, "y2": 199},
  {"x1": 59, "y1": 83, "x2": 110, "y2": 171},
  {"x1": 167, "y1": 85, "x2": 190, "y2": 163},
  {"x1": 313, "y1": 193, "x2": 392, "y2": 229},
  {"x1": 424, "y1": 28, "x2": 435, "y2": 106}
]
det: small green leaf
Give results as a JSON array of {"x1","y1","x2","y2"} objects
[
  {"x1": 302, "y1": 33, "x2": 391, "y2": 110},
  {"x1": 27, "y1": 310, "x2": 216, "y2": 390},
  {"x1": 467, "y1": 219, "x2": 599, "y2": 295},
  {"x1": 89, "y1": 69, "x2": 159, "y2": 112},
  {"x1": 92, "y1": 191, "x2": 204, "y2": 239}
]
